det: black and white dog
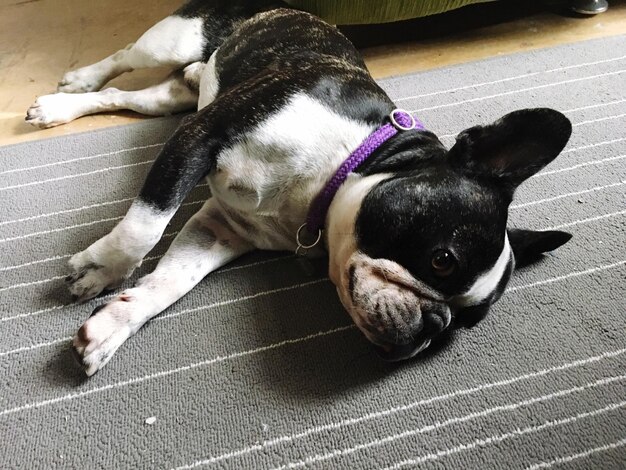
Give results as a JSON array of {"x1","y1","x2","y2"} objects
[{"x1": 26, "y1": 1, "x2": 573, "y2": 376}]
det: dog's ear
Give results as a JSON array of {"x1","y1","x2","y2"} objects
[
  {"x1": 508, "y1": 228, "x2": 572, "y2": 268},
  {"x1": 448, "y1": 108, "x2": 572, "y2": 193}
]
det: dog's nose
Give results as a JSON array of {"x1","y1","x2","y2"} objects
[
  {"x1": 421, "y1": 302, "x2": 451, "y2": 336},
  {"x1": 371, "y1": 301, "x2": 450, "y2": 362}
]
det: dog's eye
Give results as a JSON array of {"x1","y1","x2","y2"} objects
[{"x1": 431, "y1": 250, "x2": 456, "y2": 277}]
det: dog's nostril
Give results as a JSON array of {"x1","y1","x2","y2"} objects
[
  {"x1": 422, "y1": 311, "x2": 446, "y2": 336},
  {"x1": 420, "y1": 301, "x2": 451, "y2": 337}
]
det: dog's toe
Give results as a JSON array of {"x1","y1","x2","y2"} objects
[
  {"x1": 25, "y1": 101, "x2": 53, "y2": 128},
  {"x1": 72, "y1": 304, "x2": 131, "y2": 376},
  {"x1": 67, "y1": 268, "x2": 124, "y2": 303},
  {"x1": 65, "y1": 268, "x2": 88, "y2": 284},
  {"x1": 68, "y1": 277, "x2": 102, "y2": 303},
  {"x1": 25, "y1": 94, "x2": 78, "y2": 129},
  {"x1": 57, "y1": 70, "x2": 101, "y2": 93},
  {"x1": 66, "y1": 247, "x2": 140, "y2": 302}
]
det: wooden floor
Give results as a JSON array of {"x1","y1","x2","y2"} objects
[{"x1": 1, "y1": 0, "x2": 625, "y2": 145}]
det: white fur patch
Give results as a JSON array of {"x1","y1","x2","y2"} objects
[
  {"x1": 246, "y1": 93, "x2": 375, "y2": 186},
  {"x1": 27, "y1": 76, "x2": 197, "y2": 128},
  {"x1": 57, "y1": 16, "x2": 205, "y2": 94},
  {"x1": 68, "y1": 201, "x2": 175, "y2": 301},
  {"x1": 132, "y1": 16, "x2": 205, "y2": 67},
  {"x1": 26, "y1": 93, "x2": 97, "y2": 128},
  {"x1": 326, "y1": 173, "x2": 391, "y2": 290},
  {"x1": 114, "y1": 202, "x2": 175, "y2": 247},
  {"x1": 72, "y1": 199, "x2": 253, "y2": 375},
  {"x1": 198, "y1": 51, "x2": 220, "y2": 110},
  {"x1": 209, "y1": 93, "x2": 377, "y2": 250},
  {"x1": 328, "y1": 173, "x2": 392, "y2": 241},
  {"x1": 455, "y1": 234, "x2": 512, "y2": 305}
]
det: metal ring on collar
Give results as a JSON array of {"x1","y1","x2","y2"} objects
[
  {"x1": 296, "y1": 223, "x2": 322, "y2": 253},
  {"x1": 389, "y1": 109, "x2": 416, "y2": 131}
]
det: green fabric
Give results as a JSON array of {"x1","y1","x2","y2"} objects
[{"x1": 284, "y1": 0, "x2": 494, "y2": 24}]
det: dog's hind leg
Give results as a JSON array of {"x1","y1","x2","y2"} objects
[
  {"x1": 56, "y1": 0, "x2": 287, "y2": 94},
  {"x1": 71, "y1": 199, "x2": 253, "y2": 376},
  {"x1": 26, "y1": 72, "x2": 199, "y2": 128},
  {"x1": 57, "y1": 14, "x2": 209, "y2": 94}
]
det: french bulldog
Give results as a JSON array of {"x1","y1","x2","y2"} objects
[{"x1": 27, "y1": 1, "x2": 572, "y2": 375}]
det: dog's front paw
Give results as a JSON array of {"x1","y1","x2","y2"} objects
[
  {"x1": 73, "y1": 301, "x2": 133, "y2": 376},
  {"x1": 25, "y1": 94, "x2": 82, "y2": 128},
  {"x1": 58, "y1": 68, "x2": 105, "y2": 93},
  {"x1": 67, "y1": 248, "x2": 139, "y2": 302}
]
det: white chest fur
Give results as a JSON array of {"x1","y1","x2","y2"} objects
[{"x1": 208, "y1": 93, "x2": 375, "y2": 251}]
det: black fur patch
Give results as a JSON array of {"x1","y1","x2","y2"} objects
[
  {"x1": 175, "y1": 0, "x2": 289, "y2": 61},
  {"x1": 356, "y1": 171, "x2": 509, "y2": 298},
  {"x1": 355, "y1": 129, "x2": 447, "y2": 176},
  {"x1": 356, "y1": 108, "x2": 571, "y2": 306}
]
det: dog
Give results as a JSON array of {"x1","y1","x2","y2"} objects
[{"x1": 26, "y1": 1, "x2": 573, "y2": 375}]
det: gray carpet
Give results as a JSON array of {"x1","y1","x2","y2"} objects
[{"x1": 1, "y1": 35, "x2": 625, "y2": 470}]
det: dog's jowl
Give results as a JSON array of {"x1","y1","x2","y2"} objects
[{"x1": 30, "y1": 2, "x2": 573, "y2": 375}]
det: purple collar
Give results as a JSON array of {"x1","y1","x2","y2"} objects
[{"x1": 296, "y1": 109, "x2": 425, "y2": 254}]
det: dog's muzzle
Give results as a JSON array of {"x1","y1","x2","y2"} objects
[
  {"x1": 366, "y1": 297, "x2": 451, "y2": 362},
  {"x1": 343, "y1": 252, "x2": 451, "y2": 361}
]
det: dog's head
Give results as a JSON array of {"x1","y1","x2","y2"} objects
[{"x1": 327, "y1": 108, "x2": 573, "y2": 360}]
